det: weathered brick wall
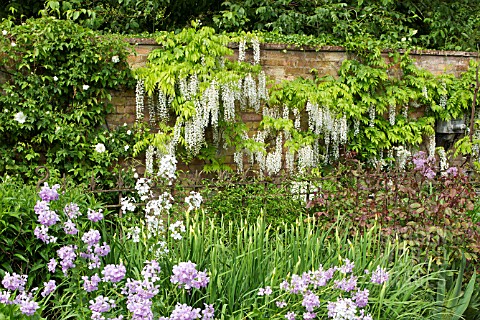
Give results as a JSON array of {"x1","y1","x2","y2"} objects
[{"x1": 107, "y1": 39, "x2": 478, "y2": 171}]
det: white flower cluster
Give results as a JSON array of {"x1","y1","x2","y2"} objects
[
  {"x1": 135, "y1": 178, "x2": 152, "y2": 201},
  {"x1": 145, "y1": 192, "x2": 174, "y2": 216},
  {"x1": 222, "y1": 84, "x2": 235, "y2": 121},
  {"x1": 238, "y1": 39, "x2": 246, "y2": 62},
  {"x1": 257, "y1": 71, "x2": 268, "y2": 101},
  {"x1": 438, "y1": 148, "x2": 448, "y2": 175},
  {"x1": 146, "y1": 145, "x2": 155, "y2": 174},
  {"x1": 135, "y1": 79, "x2": 145, "y2": 121},
  {"x1": 169, "y1": 221, "x2": 186, "y2": 240},
  {"x1": 252, "y1": 37, "x2": 260, "y2": 65},
  {"x1": 394, "y1": 146, "x2": 411, "y2": 171},
  {"x1": 185, "y1": 191, "x2": 203, "y2": 211},
  {"x1": 427, "y1": 134, "x2": 436, "y2": 158},
  {"x1": 147, "y1": 95, "x2": 156, "y2": 125},
  {"x1": 368, "y1": 105, "x2": 376, "y2": 127},
  {"x1": 243, "y1": 73, "x2": 259, "y2": 111},
  {"x1": 157, "y1": 90, "x2": 169, "y2": 122},
  {"x1": 266, "y1": 135, "x2": 283, "y2": 175},
  {"x1": 157, "y1": 154, "x2": 177, "y2": 182},
  {"x1": 439, "y1": 82, "x2": 448, "y2": 109},
  {"x1": 125, "y1": 226, "x2": 141, "y2": 243},
  {"x1": 388, "y1": 105, "x2": 396, "y2": 126},
  {"x1": 298, "y1": 144, "x2": 315, "y2": 173},
  {"x1": 422, "y1": 86, "x2": 428, "y2": 99},
  {"x1": 120, "y1": 196, "x2": 136, "y2": 214},
  {"x1": 290, "y1": 181, "x2": 319, "y2": 203},
  {"x1": 234, "y1": 151, "x2": 243, "y2": 173}
]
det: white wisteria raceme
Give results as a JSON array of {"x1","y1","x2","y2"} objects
[
  {"x1": 234, "y1": 151, "x2": 243, "y2": 173},
  {"x1": 147, "y1": 95, "x2": 156, "y2": 125},
  {"x1": 255, "y1": 130, "x2": 267, "y2": 177},
  {"x1": 257, "y1": 71, "x2": 268, "y2": 101},
  {"x1": 306, "y1": 101, "x2": 323, "y2": 134},
  {"x1": 188, "y1": 73, "x2": 198, "y2": 98},
  {"x1": 422, "y1": 86, "x2": 428, "y2": 99},
  {"x1": 389, "y1": 105, "x2": 396, "y2": 126},
  {"x1": 145, "y1": 145, "x2": 155, "y2": 174},
  {"x1": 206, "y1": 81, "x2": 219, "y2": 128},
  {"x1": 298, "y1": 144, "x2": 316, "y2": 173},
  {"x1": 158, "y1": 154, "x2": 177, "y2": 181},
  {"x1": 339, "y1": 115, "x2": 348, "y2": 144},
  {"x1": 238, "y1": 39, "x2": 246, "y2": 62},
  {"x1": 157, "y1": 89, "x2": 169, "y2": 122},
  {"x1": 179, "y1": 77, "x2": 188, "y2": 99},
  {"x1": 252, "y1": 37, "x2": 260, "y2": 65},
  {"x1": 353, "y1": 119, "x2": 360, "y2": 136},
  {"x1": 266, "y1": 135, "x2": 283, "y2": 175},
  {"x1": 135, "y1": 79, "x2": 145, "y2": 121},
  {"x1": 185, "y1": 112, "x2": 205, "y2": 156},
  {"x1": 438, "y1": 148, "x2": 448, "y2": 174},
  {"x1": 221, "y1": 84, "x2": 235, "y2": 121},
  {"x1": 368, "y1": 105, "x2": 376, "y2": 127},
  {"x1": 293, "y1": 108, "x2": 301, "y2": 130},
  {"x1": 427, "y1": 134, "x2": 436, "y2": 158},
  {"x1": 282, "y1": 104, "x2": 289, "y2": 120},
  {"x1": 403, "y1": 105, "x2": 408, "y2": 118},
  {"x1": 243, "y1": 73, "x2": 259, "y2": 111},
  {"x1": 394, "y1": 146, "x2": 411, "y2": 171}
]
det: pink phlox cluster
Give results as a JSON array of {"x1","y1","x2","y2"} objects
[
  {"x1": 160, "y1": 303, "x2": 214, "y2": 320},
  {"x1": 34, "y1": 200, "x2": 60, "y2": 226},
  {"x1": 338, "y1": 259, "x2": 355, "y2": 274},
  {"x1": 38, "y1": 183, "x2": 60, "y2": 202},
  {"x1": 64, "y1": 202, "x2": 81, "y2": 219},
  {"x1": 15, "y1": 291, "x2": 39, "y2": 316},
  {"x1": 370, "y1": 266, "x2": 389, "y2": 284},
  {"x1": 285, "y1": 311, "x2": 296, "y2": 320},
  {"x1": 102, "y1": 264, "x2": 126, "y2": 283},
  {"x1": 34, "y1": 225, "x2": 57, "y2": 243},
  {"x1": 83, "y1": 274, "x2": 102, "y2": 292},
  {"x1": 47, "y1": 258, "x2": 57, "y2": 273},
  {"x1": 352, "y1": 289, "x2": 369, "y2": 308},
  {"x1": 88, "y1": 208, "x2": 104, "y2": 222},
  {"x1": 170, "y1": 261, "x2": 210, "y2": 290},
  {"x1": 258, "y1": 286, "x2": 272, "y2": 296},
  {"x1": 41, "y1": 280, "x2": 56, "y2": 297},
  {"x1": 63, "y1": 219, "x2": 79, "y2": 235},
  {"x1": 89, "y1": 295, "x2": 116, "y2": 319},
  {"x1": 2, "y1": 272, "x2": 27, "y2": 291},
  {"x1": 334, "y1": 275, "x2": 358, "y2": 292},
  {"x1": 412, "y1": 151, "x2": 436, "y2": 179},
  {"x1": 82, "y1": 229, "x2": 102, "y2": 246},
  {"x1": 309, "y1": 265, "x2": 336, "y2": 288},
  {"x1": 57, "y1": 245, "x2": 77, "y2": 275},
  {"x1": 302, "y1": 291, "x2": 320, "y2": 312}
]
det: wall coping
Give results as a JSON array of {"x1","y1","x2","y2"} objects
[{"x1": 123, "y1": 37, "x2": 479, "y2": 58}]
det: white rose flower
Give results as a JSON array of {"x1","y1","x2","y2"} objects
[
  {"x1": 126, "y1": 130, "x2": 132, "y2": 135},
  {"x1": 11, "y1": 42, "x2": 16, "y2": 47},
  {"x1": 53, "y1": 76, "x2": 58, "y2": 81},
  {"x1": 133, "y1": 173, "x2": 139, "y2": 179},
  {"x1": 14, "y1": 112, "x2": 26, "y2": 124},
  {"x1": 2, "y1": 30, "x2": 7, "y2": 35},
  {"x1": 124, "y1": 145, "x2": 129, "y2": 151},
  {"x1": 94, "y1": 143, "x2": 106, "y2": 153},
  {"x1": 111, "y1": 55, "x2": 120, "y2": 63},
  {"x1": 83, "y1": 84, "x2": 90, "y2": 90}
]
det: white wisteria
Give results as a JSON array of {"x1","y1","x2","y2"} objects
[
  {"x1": 135, "y1": 79, "x2": 145, "y2": 121},
  {"x1": 388, "y1": 105, "x2": 396, "y2": 126},
  {"x1": 252, "y1": 37, "x2": 260, "y2": 65}
]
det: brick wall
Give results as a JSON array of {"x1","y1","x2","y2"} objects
[{"x1": 107, "y1": 39, "x2": 478, "y2": 171}]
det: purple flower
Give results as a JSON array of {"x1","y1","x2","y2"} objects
[
  {"x1": 2, "y1": 272, "x2": 27, "y2": 291},
  {"x1": 303, "y1": 312, "x2": 316, "y2": 319},
  {"x1": 141, "y1": 260, "x2": 162, "y2": 282},
  {"x1": 258, "y1": 286, "x2": 272, "y2": 296},
  {"x1": 201, "y1": 304, "x2": 215, "y2": 320},
  {"x1": 446, "y1": 166, "x2": 458, "y2": 177},
  {"x1": 89, "y1": 295, "x2": 116, "y2": 313},
  {"x1": 170, "y1": 261, "x2": 209, "y2": 290},
  {"x1": 41, "y1": 280, "x2": 56, "y2": 297},
  {"x1": 63, "y1": 219, "x2": 79, "y2": 235},
  {"x1": 276, "y1": 300, "x2": 287, "y2": 308},
  {"x1": 82, "y1": 274, "x2": 101, "y2": 292},
  {"x1": 64, "y1": 202, "x2": 81, "y2": 219},
  {"x1": 34, "y1": 201, "x2": 60, "y2": 226},
  {"x1": 334, "y1": 275, "x2": 358, "y2": 292},
  {"x1": 0, "y1": 290, "x2": 12, "y2": 304},
  {"x1": 285, "y1": 312, "x2": 296, "y2": 320},
  {"x1": 302, "y1": 291, "x2": 320, "y2": 312},
  {"x1": 34, "y1": 225, "x2": 56, "y2": 243},
  {"x1": 168, "y1": 303, "x2": 201, "y2": 320},
  {"x1": 57, "y1": 245, "x2": 77, "y2": 275},
  {"x1": 19, "y1": 299, "x2": 39, "y2": 316},
  {"x1": 82, "y1": 230, "x2": 101, "y2": 246},
  {"x1": 352, "y1": 288, "x2": 369, "y2": 308},
  {"x1": 339, "y1": 258, "x2": 355, "y2": 274},
  {"x1": 309, "y1": 266, "x2": 335, "y2": 288},
  {"x1": 88, "y1": 208, "x2": 104, "y2": 222},
  {"x1": 327, "y1": 298, "x2": 357, "y2": 319},
  {"x1": 370, "y1": 266, "x2": 389, "y2": 284},
  {"x1": 94, "y1": 242, "x2": 111, "y2": 257},
  {"x1": 47, "y1": 259, "x2": 57, "y2": 273},
  {"x1": 38, "y1": 183, "x2": 60, "y2": 202},
  {"x1": 102, "y1": 264, "x2": 126, "y2": 283}
]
